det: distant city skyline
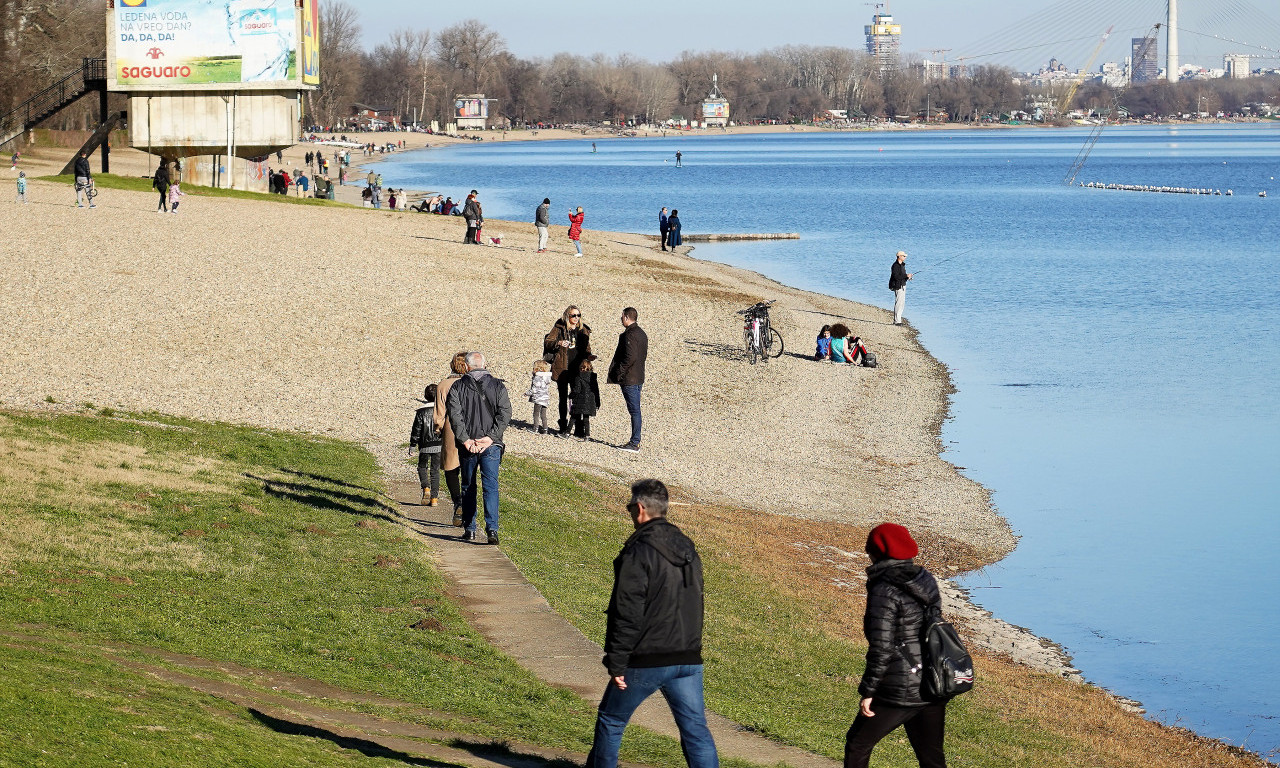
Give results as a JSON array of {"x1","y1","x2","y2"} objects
[{"x1": 355, "y1": 0, "x2": 1279, "y2": 72}]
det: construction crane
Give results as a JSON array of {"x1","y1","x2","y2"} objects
[
  {"x1": 1064, "y1": 24, "x2": 1161, "y2": 185},
  {"x1": 1056, "y1": 25, "x2": 1113, "y2": 118},
  {"x1": 923, "y1": 48, "x2": 952, "y2": 80}
]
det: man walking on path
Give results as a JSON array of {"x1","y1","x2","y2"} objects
[
  {"x1": 445, "y1": 351, "x2": 512, "y2": 545},
  {"x1": 585, "y1": 479, "x2": 718, "y2": 768},
  {"x1": 535, "y1": 197, "x2": 551, "y2": 253},
  {"x1": 73, "y1": 151, "x2": 95, "y2": 209},
  {"x1": 659, "y1": 208, "x2": 669, "y2": 251},
  {"x1": 607, "y1": 307, "x2": 648, "y2": 452},
  {"x1": 889, "y1": 251, "x2": 913, "y2": 326}
]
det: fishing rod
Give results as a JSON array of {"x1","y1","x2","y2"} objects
[{"x1": 911, "y1": 245, "x2": 980, "y2": 276}]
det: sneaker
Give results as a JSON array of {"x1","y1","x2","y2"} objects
[
  {"x1": 429, "y1": 497, "x2": 440, "y2": 507},
  {"x1": 555, "y1": 430, "x2": 570, "y2": 439},
  {"x1": 452, "y1": 507, "x2": 464, "y2": 527},
  {"x1": 616, "y1": 443, "x2": 640, "y2": 453},
  {"x1": 486, "y1": 530, "x2": 499, "y2": 546},
  {"x1": 536, "y1": 427, "x2": 546, "y2": 435}
]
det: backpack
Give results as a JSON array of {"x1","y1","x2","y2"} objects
[
  {"x1": 903, "y1": 592, "x2": 974, "y2": 700},
  {"x1": 863, "y1": 352, "x2": 877, "y2": 368}
]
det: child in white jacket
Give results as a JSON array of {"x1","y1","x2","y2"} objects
[{"x1": 525, "y1": 360, "x2": 553, "y2": 434}]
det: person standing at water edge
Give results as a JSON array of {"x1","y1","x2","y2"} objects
[
  {"x1": 889, "y1": 251, "x2": 913, "y2": 326},
  {"x1": 608, "y1": 307, "x2": 648, "y2": 452},
  {"x1": 659, "y1": 207, "x2": 670, "y2": 251},
  {"x1": 535, "y1": 197, "x2": 551, "y2": 253},
  {"x1": 845, "y1": 523, "x2": 949, "y2": 768},
  {"x1": 666, "y1": 209, "x2": 682, "y2": 249},
  {"x1": 585, "y1": 478, "x2": 717, "y2": 768},
  {"x1": 445, "y1": 351, "x2": 511, "y2": 545}
]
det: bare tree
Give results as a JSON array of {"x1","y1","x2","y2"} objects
[
  {"x1": 433, "y1": 20, "x2": 506, "y2": 94},
  {"x1": 313, "y1": 0, "x2": 362, "y2": 128}
]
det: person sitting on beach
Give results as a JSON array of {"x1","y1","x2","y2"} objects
[
  {"x1": 830, "y1": 323, "x2": 854, "y2": 365},
  {"x1": 361, "y1": 186, "x2": 373, "y2": 206},
  {"x1": 815, "y1": 325, "x2": 833, "y2": 361},
  {"x1": 388, "y1": 189, "x2": 398, "y2": 210}
]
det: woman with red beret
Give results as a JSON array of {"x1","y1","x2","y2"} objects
[{"x1": 846, "y1": 522, "x2": 949, "y2": 768}]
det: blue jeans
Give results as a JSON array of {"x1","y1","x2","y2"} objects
[
  {"x1": 621, "y1": 384, "x2": 642, "y2": 446},
  {"x1": 457, "y1": 443, "x2": 502, "y2": 533},
  {"x1": 586, "y1": 665, "x2": 717, "y2": 768}
]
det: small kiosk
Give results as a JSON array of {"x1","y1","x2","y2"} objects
[
  {"x1": 701, "y1": 74, "x2": 730, "y2": 127},
  {"x1": 454, "y1": 95, "x2": 494, "y2": 130}
]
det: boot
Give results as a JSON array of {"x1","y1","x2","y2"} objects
[{"x1": 421, "y1": 488, "x2": 430, "y2": 505}]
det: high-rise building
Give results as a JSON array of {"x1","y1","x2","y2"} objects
[
  {"x1": 1131, "y1": 36, "x2": 1159, "y2": 83},
  {"x1": 1224, "y1": 54, "x2": 1253, "y2": 79},
  {"x1": 865, "y1": 11, "x2": 902, "y2": 73}
]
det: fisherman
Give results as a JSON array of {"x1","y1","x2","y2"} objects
[{"x1": 889, "y1": 251, "x2": 912, "y2": 326}]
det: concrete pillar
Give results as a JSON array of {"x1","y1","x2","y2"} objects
[{"x1": 1167, "y1": 0, "x2": 1180, "y2": 83}]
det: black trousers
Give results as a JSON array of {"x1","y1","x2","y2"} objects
[
  {"x1": 444, "y1": 467, "x2": 461, "y2": 506},
  {"x1": 556, "y1": 376, "x2": 571, "y2": 432},
  {"x1": 844, "y1": 701, "x2": 947, "y2": 768},
  {"x1": 572, "y1": 414, "x2": 591, "y2": 437},
  {"x1": 660, "y1": 229, "x2": 668, "y2": 249}
]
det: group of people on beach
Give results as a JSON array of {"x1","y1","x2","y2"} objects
[
  {"x1": 814, "y1": 323, "x2": 872, "y2": 365},
  {"x1": 658, "y1": 207, "x2": 683, "y2": 250},
  {"x1": 534, "y1": 197, "x2": 589, "y2": 255},
  {"x1": 407, "y1": 304, "x2": 649, "y2": 542}
]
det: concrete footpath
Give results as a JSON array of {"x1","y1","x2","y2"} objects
[{"x1": 388, "y1": 477, "x2": 839, "y2": 768}]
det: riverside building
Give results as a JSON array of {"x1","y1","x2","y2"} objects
[{"x1": 865, "y1": 9, "x2": 902, "y2": 73}]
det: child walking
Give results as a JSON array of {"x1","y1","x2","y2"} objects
[
  {"x1": 568, "y1": 358, "x2": 601, "y2": 440},
  {"x1": 525, "y1": 360, "x2": 553, "y2": 434},
  {"x1": 168, "y1": 181, "x2": 184, "y2": 214},
  {"x1": 16, "y1": 172, "x2": 28, "y2": 204},
  {"x1": 409, "y1": 384, "x2": 443, "y2": 505}
]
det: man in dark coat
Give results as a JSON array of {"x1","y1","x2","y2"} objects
[
  {"x1": 445, "y1": 351, "x2": 512, "y2": 545},
  {"x1": 607, "y1": 307, "x2": 648, "y2": 452},
  {"x1": 585, "y1": 479, "x2": 718, "y2": 768},
  {"x1": 889, "y1": 250, "x2": 912, "y2": 325},
  {"x1": 659, "y1": 207, "x2": 669, "y2": 251},
  {"x1": 845, "y1": 522, "x2": 949, "y2": 768}
]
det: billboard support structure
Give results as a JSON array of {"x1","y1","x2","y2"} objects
[
  {"x1": 106, "y1": 0, "x2": 318, "y2": 192},
  {"x1": 701, "y1": 74, "x2": 730, "y2": 127}
]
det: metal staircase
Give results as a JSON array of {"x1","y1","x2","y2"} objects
[{"x1": 1, "y1": 58, "x2": 108, "y2": 150}]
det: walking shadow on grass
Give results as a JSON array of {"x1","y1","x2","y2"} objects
[
  {"x1": 247, "y1": 473, "x2": 403, "y2": 526},
  {"x1": 684, "y1": 338, "x2": 745, "y2": 362},
  {"x1": 250, "y1": 708, "x2": 580, "y2": 768},
  {"x1": 276, "y1": 467, "x2": 379, "y2": 494}
]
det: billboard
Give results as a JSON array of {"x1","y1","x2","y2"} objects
[
  {"x1": 702, "y1": 101, "x2": 729, "y2": 119},
  {"x1": 300, "y1": 0, "x2": 319, "y2": 86},
  {"x1": 109, "y1": 0, "x2": 309, "y2": 90},
  {"x1": 455, "y1": 98, "x2": 488, "y2": 119}
]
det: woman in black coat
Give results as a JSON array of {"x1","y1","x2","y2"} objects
[
  {"x1": 665, "y1": 209, "x2": 682, "y2": 248},
  {"x1": 846, "y1": 523, "x2": 948, "y2": 768}
]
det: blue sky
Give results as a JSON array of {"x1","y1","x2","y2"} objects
[{"x1": 356, "y1": 0, "x2": 1278, "y2": 72}]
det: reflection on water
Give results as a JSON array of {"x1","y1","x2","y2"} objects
[{"x1": 377, "y1": 126, "x2": 1280, "y2": 757}]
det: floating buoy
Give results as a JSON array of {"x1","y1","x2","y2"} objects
[{"x1": 1260, "y1": 191, "x2": 1268, "y2": 198}]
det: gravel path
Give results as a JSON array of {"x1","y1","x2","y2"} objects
[{"x1": 1, "y1": 177, "x2": 1014, "y2": 561}]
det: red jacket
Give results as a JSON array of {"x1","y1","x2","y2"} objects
[{"x1": 568, "y1": 212, "x2": 584, "y2": 240}]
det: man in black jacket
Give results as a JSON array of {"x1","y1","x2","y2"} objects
[
  {"x1": 607, "y1": 307, "x2": 648, "y2": 452},
  {"x1": 73, "y1": 151, "x2": 94, "y2": 209},
  {"x1": 586, "y1": 479, "x2": 717, "y2": 768},
  {"x1": 445, "y1": 351, "x2": 511, "y2": 545},
  {"x1": 889, "y1": 251, "x2": 912, "y2": 325}
]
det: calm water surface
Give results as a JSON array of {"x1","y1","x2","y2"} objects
[{"x1": 377, "y1": 126, "x2": 1280, "y2": 758}]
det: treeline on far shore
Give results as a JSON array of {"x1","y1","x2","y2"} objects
[{"x1": 3, "y1": 0, "x2": 1279, "y2": 138}]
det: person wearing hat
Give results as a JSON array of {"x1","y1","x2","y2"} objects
[
  {"x1": 888, "y1": 251, "x2": 913, "y2": 325},
  {"x1": 846, "y1": 522, "x2": 948, "y2": 768},
  {"x1": 463, "y1": 190, "x2": 483, "y2": 244}
]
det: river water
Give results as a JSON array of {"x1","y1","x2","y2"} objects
[{"x1": 375, "y1": 125, "x2": 1280, "y2": 758}]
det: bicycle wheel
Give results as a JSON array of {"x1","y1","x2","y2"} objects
[
  {"x1": 744, "y1": 326, "x2": 758, "y2": 365},
  {"x1": 767, "y1": 327, "x2": 784, "y2": 358}
]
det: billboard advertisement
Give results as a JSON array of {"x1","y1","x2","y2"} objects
[
  {"x1": 455, "y1": 98, "x2": 488, "y2": 119},
  {"x1": 300, "y1": 0, "x2": 319, "y2": 86},
  {"x1": 701, "y1": 101, "x2": 729, "y2": 119},
  {"x1": 110, "y1": 0, "x2": 304, "y2": 89}
]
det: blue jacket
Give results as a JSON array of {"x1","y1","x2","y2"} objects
[{"x1": 659, "y1": 212, "x2": 669, "y2": 232}]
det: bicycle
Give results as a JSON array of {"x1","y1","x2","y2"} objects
[{"x1": 736, "y1": 300, "x2": 784, "y2": 365}]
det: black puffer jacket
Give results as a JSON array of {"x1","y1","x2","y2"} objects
[
  {"x1": 603, "y1": 518, "x2": 704, "y2": 676},
  {"x1": 858, "y1": 559, "x2": 941, "y2": 707}
]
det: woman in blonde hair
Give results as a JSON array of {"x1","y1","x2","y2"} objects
[
  {"x1": 434, "y1": 351, "x2": 470, "y2": 525},
  {"x1": 543, "y1": 305, "x2": 592, "y2": 436}
]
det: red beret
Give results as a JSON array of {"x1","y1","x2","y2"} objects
[{"x1": 866, "y1": 523, "x2": 919, "y2": 561}]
